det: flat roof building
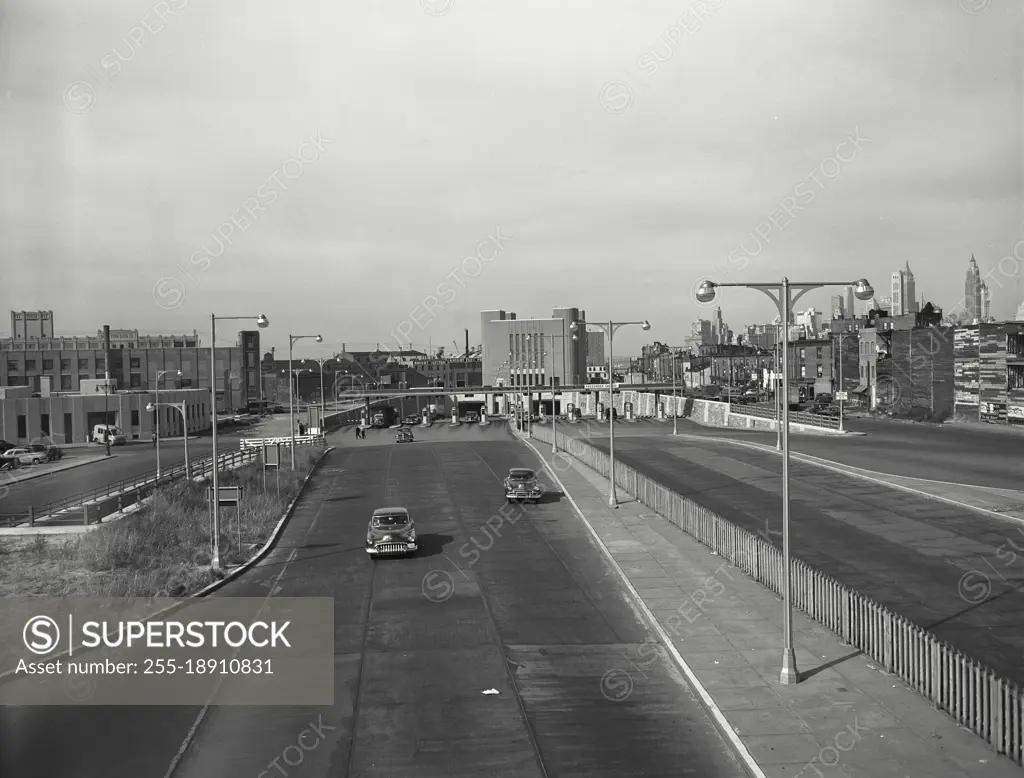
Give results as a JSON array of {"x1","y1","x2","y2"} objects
[{"x1": 480, "y1": 307, "x2": 588, "y2": 388}]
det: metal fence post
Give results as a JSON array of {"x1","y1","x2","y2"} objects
[{"x1": 28, "y1": 505, "x2": 34, "y2": 527}]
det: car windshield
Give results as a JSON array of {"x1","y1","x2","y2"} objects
[
  {"x1": 510, "y1": 470, "x2": 535, "y2": 480},
  {"x1": 373, "y1": 514, "x2": 409, "y2": 528}
]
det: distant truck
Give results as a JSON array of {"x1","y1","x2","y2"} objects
[
  {"x1": 464, "y1": 411, "x2": 479, "y2": 423},
  {"x1": 371, "y1": 407, "x2": 398, "y2": 428}
]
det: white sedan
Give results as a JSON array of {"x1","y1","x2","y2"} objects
[{"x1": 0, "y1": 447, "x2": 46, "y2": 465}]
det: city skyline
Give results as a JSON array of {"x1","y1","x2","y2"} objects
[{"x1": 1, "y1": 0, "x2": 1020, "y2": 357}]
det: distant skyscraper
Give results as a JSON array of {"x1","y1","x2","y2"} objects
[
  {"x1": 980, "y1": 282, "x2": 990, "y2": 321},
  {"x1": 830, "y1": 295, "x2": 844, "y2": 319},
  {"x1": 586, "y1": 331, "x2": 605, "y2": 366},
  {"x1": 964, "y1": 256, "x2": 982, "y2": 323},
  {"x1": 845, "y1": 286, "x2": 855, "y2": 318},
  {"x1": 890, "y1": 262, "x2": 916, "y2": 316}
]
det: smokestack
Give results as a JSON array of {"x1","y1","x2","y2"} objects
[
  {"x1": 103, "y1": 325, "x2": 111, "y2": 381},
  {"x1": 465, "y1": 329, "x2": 469, "y2": 359}
]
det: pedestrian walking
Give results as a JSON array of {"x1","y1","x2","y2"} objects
[
  {"x1": 354, "y1": 425, "x2": 360, "y2": 440},
  {"x1": 152, "y1": 431, "x2": 157, "y2": 447}
]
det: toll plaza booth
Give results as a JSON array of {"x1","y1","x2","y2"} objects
[{"x1": 456, "y1": 396, "x2": 487, "y2": 420}]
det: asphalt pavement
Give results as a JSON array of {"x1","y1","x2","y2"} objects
[
  {"x1": 0, "y1": 422, "x2": 751, "y2": 777},
  {"x1": 585, "y1": 416, "x2": 1022, "y2": 490},
  {"x1": 554, "y1": 421, "x2": 1024, "y2": 686}
]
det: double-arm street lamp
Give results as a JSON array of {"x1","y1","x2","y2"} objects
[
  {"x1": 569, "y1": 318, "x2": 651, "y2": 508},
  {"x1": 289, "y1": 334, "x2": 323, "y2": 469},
  {"x1": 696, "y1": 278, "x2": 872, "y2": 685},
  {"x1": 154, "y1": 368, "x2": 182, "y2": 479},
  {"x1": 527, "y1": 332, "x2": 569, "y2": 454},
  {"x1": 210, "y1": 313, "x2": 270, "y2": 570},
  {"x1": 147, "y1": 400, "x2": 190, "y2": 479}
]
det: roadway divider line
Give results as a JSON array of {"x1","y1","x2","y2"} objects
[
  {"x1": 668, "y1": 431, "x2": 1024, "y2": 527},
  {"x1": 514, "y1": 434, "x2": 768, "y2": 778}
]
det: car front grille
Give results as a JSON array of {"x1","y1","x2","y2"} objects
[{"x1": 375, "y1": 543, "x2": 408, "y2": 555}]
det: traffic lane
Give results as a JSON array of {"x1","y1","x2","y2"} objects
[
  {"x1": 561, "y1": 418, "x2": 1023, "y2": 490},
  {"x1": 576, "y1": 433, "x2": 1024, "y2": 685},
  {"x1": 172, "y1": 435, "x2": 749, "y2": 776},
  {"x1": 0, "y1": 434, "x2": 248, "y2": 515}
]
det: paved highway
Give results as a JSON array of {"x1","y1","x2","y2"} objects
[
  {"x1": 0, "y1": 422, "x2": 750, "y2": 777},
  {"x1": 0, "y1": 434, "x2": 249, "y2": 516},
  {"x1": 573, "y1": 416, "x2": 1022, "y2": 490},
  {"x1": 556, "y1": 421, "x2": 1024, "y2": 686}
]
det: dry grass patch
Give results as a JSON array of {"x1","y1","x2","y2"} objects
[{"x1": 0, "y1": 447, "x2": 323, "y2": 598}]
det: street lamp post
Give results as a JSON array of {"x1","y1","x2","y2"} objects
[
  {"x1": 569, "y1": 318, "x2": 651, "y2": 508},
  {"x1": 289, "y1": 334, "x2": 323, "y2": 469},
  {"x1": 154, "y1": 368, "x2": 181, "y2": 480},
  {"x1": 101, "y1": 382, "x2": 112, "y2": 456},
  {"x1": 313, "y1": 357, "x2": 330, "y2": 435},
  {"x1": 211, "y1": 313, "x2": 270, "y2": 570},
  {"x1": 528, "y1": 332, "x2": 567, "y2": 453},
  {"x1": 147, "y1": 401, "x2": 190, "y2": 479},
  {"x1": 696, "y1": 278, "x2": 872, "y2": 685}
]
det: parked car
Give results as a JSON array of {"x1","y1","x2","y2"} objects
[
  {"x1": 28, "y1": 443, "x2": 62, "y2": 461},
  {"x1": 0, "y1": 447, "x2": 45, "y2": 465},
  {"x1": 395, "y1": 426, "x2": 414, "y2": 443},
  {"x1": 405, "y1": 415, "x2": 421, "y2": 425},
  {"x1": 365, "y1": 507, "x2": 417, "y2": 558},
  {"x1": 464, "y1": 411, "x2": 479, "y2": 423},
  {"x1": 504, "y1": 468, "x2": 543, "y2": 503},
  {"x1": 0, "y1": 440, "x2": 13, "y2": 454}
]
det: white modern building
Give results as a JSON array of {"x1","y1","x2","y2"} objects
[{"x1": 480, "y1": 308, "x2": 588, "y2": 389}]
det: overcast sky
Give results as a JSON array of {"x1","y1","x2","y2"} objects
[{"x1": 1, "y1": 0, "x2": 1020, "y2": 358}]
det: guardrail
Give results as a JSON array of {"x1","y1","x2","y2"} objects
[
  {"x1": 528, "y1": 423, "x2": 1024, "y2": 765},
  {"x1": 240, "y1": 434, "x2": 326, "y2": 449},
  {"x1": 734, "y1": 401, "x2": 840, "y2": 430}
]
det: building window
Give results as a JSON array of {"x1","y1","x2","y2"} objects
[
  {"x1": 25, "y1": 360, "x2": 36, "y2": 370},
  {"x1": 131, "y1": 410, "x2": 139, "y2": 426},
  {"x1": 61, "y1": 359, "x2": 71, "y2": 371},
  {"x1": 817, "y1": 365, "x2": 823, "y2": 378},
  {"x1": 6, "y1": 361, "x2": 18, "y2": 372},
  {"x1": 130, "y1": 373, "x2": 141, "y2": 388},
  {"x1": 97, "y1": 358, "x2": 105, "y2": 369},
  {"x1": 816, "y1": 348, "x2": 823, "y2": 360},
  {"x1": 42, "y1": 359, "x2": 53, "y2": 370},
  {"x1": 17, "y1": 415, "x2": 26, "y2": 438},
  {"x1": 800, "y1": 366, "x2": 807, "y2": 378},
  {"x1": 61, "y1": 374, "x2": 72, "y2": 390},
  {"x1": 181, "y1": 378, "x2": 192, "y2": 387},
  {"x1": 800, "y1": 349, "x2": 806, "y2": 359},
  {"x1": 186, "y1": 340, "x2": 195, "y2": 347},
  {"x1": 40, "y1": 414, "x2": 50, "y2": 435},
  {"x1": 130, "y1": 357, "x2": 140, "y2": 369},
  {"x1": 78, "y1": 359, "x2": 89, "y2": 370},
  {"x1": 174, "y1": 341, "x2": 184, "y2": 348}
]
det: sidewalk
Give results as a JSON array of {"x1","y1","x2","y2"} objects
[{"x1": 519, "y1": 435, "x2": 1021, "y2": 777}]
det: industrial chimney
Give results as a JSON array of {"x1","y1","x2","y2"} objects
[
  {"x1": 103, "y1": 325, "x2": 111, "y2": 382},
  {"x1": 465, "y1": 329, "x2": 469, "y2": 359}
]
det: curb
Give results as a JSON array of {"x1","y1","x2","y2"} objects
[
  {"x1": 1, "y1": 455, "x2": 118, "y2": 485},
  {"x1": 668, "y1": 431, "x2": 1024, "y2": 526},
  {"x1": 0, "y1": 448, "x2": 332, "y2": 683},
  {"x1": 191, "y1": 446, "x2": 333, "y2": 598},
  {"x1": 514, "y1": 434, "x2": 767, "y2": 778}
]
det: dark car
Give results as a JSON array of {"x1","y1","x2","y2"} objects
[
  {"x1": 28, "y1": 443, "x2": 62, "y2": 461},
  {"x1": 0, "y1": 440, "x2": 13, "y2": 454},
  {"x1": 366, "y1": 508, "x2": 417, "y2": 558},
  {"x1": 504, "y1": 468, "x2": 543, "y2": 503},
  {"x1": 395, "y1": 426, "x2": 414, "y2": 443}
]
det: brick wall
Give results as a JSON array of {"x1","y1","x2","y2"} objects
[{"x1": 887, "y1": 326, "x2": 955, "y2": 420}]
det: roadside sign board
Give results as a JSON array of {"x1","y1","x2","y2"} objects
[
  {"x1": 834, "y1": 391, "x2": 848, "y2": 401},
  {"x1": 263, "y1": 442, "x2": 281, "y2": 468},
  {"x1": 207, "y1": 486, "x2": 242, "y2": 505}
]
